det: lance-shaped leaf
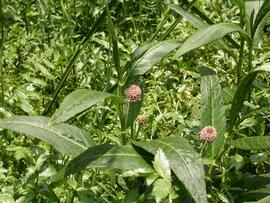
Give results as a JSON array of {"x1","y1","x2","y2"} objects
[
  {"x1": 230, "y1": 136, "x2": 270, "y2": 150},
  {"x1": 0, "y1": 116, "x2": 95, "y2": 156},
  {"x1": 174, "y1": 22, "x2": 249, "y2": 57},
  {"x1": 129, "y1": 40, "x2": 180, "y2": 76},
  {"x1": 133, "y1": 137, "x2": 207, "y2": 203},
  {"x1": 167, "y1": 3, "x2": 235, "y2": 59},
  {"x1": 228, "y1": 63, "x2": 270, "y2": 132},
  {"x1": 50, "y1": 89, "x2": 121, "y2": 124},
  {"x1": 55, "y1": 144, "x2": 154, "y2": 181},
  {"x1": 200, "y1": 66, "x2": 226, "y2": 157}
]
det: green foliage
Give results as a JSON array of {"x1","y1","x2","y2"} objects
[{"x1": 0, "y1": 0, "x2": 270, "y2": 202}]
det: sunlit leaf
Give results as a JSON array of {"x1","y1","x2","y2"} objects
[
  {"x1": 0, "y1": 116, "x2": 95, "y2": 156},
  {"x1": 174, "y1": 22, "x2": 249, "y2": 57},
  {"x1": 50, "y1": 89, "x2": 120, "y2": 124},
  {"x1": 130, "y1": 40, "x2": 180, "y2": 76}
]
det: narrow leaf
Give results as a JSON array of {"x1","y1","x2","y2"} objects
[
  {"x1": 50, "y1": 89, "x2": 120, "y2": 124},
  {"x1": 133, "y1": 136, "x2": 207, "y2": 203},
  {"x1": 130, "y1": 40, "x2": 180, "y2": 76},
  {"x1": 174, "y1": 22, "x2": 249, "y2": 57},
  {"x1": 231, "y1": 136, "x2": 270, "y2": 150},
  {"x1": 256, "y1": 195, "x2": 270, "y2": 203},
  {"x1": 200, "y1": 66, "x2": 226, "y2": 156},
  {"x1": 0, "y1": 116, "x2": 95, "y2": 156},
  {"x1": 167, "y1": 3, "x2": 235, "y2": 58},
  {"x1": 56, "y1": 144, "x2": 154, "y2": 180}
]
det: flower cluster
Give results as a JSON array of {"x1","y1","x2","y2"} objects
[
  {"x1": 127, "y1": 84, "x2": 142, "y2": 102},
  {"x1": 199, "y1": 126, "x2": 217, "y2": 143}
]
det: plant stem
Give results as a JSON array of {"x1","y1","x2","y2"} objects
[{"x1": 0, "y1": 0, "x2": 4, "y2": 108}]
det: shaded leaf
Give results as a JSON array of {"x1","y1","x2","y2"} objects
[
  {"x1": 200, "y1": 66, "x2": 226, "y2": 156},
  {"x1": 50, "y1": 89, "x2": 120, "y2": 124},
  {"x1": 231, "y1": 173, "x2": 270, "y2": 202},
  {"x1": 133, "y1": 136, "x2": 207, "y2": 203},
  {"x1": 174, "y1": 22, "x2": 249, "y2": 57},
  {"x1": 230, "y1": 136, "x2": 270, "y2": 150},
  {"x1": 0, "y1": 116, "x2": 94, "y2": 156},
  {"x1": 55, "y1": 144, "x2": 154, "y2": 181}
]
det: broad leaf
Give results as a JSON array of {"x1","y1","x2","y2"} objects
[
  {"x1": 50, "y1": 89, "x2": 120, "y2": 124},
  {"x1": 133, "y1": 137, "x2": 207, "y2": 203},
  {"x1": 231, "y1": 136, "x2": 270, "y2": 150},
  {"x1": 174, "y1": 22, "x2": 249, "y2": 57},
  {"x1": 200, "y1": 67, "x2": 226, "y2": 156},
  {"x1": 0, "y1": 116, "x2": 95, "y2": 156},
  {"x1": 130, "y1": 40, "x2": 180, "y2": 76},
  {"x1": 55, "y1": 144, "x2": 154, "y2": 180},
  {"x1": 228, "y1": 63, "x2": 270, "y2": 132}
]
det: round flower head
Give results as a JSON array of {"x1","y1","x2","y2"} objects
[
  {"x1": 127, "y1": 84, "x2": 142, "y2": 102},
  {"x1": 138, "y1": 115, "x2": 147, "y2": 126},
  {"x1": 199, "y1": 126, "x2": 217, "y2": 143}
]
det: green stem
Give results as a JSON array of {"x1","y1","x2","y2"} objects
[
  {"x1": 139, "y1": 0, "x2": 143, "y2": 43},
  {"x1": 0, "y1": 0, "x2": 4, "y2": 108}
]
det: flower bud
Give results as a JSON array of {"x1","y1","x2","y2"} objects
[{"x1": 138, "y1": 115, "x2": 147, "y2": 126}]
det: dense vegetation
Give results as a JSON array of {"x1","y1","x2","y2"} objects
[{"x1": 0, "y1": 0, "x2": 270, "y2": 202}]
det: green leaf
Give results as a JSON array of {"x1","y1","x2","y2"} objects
[
  {"x1": 230, "y1": 136, "x2": 270, "y2": 150},
  {"x1": 130, "y1": 40, "x2": 180, "y2": 76},
  {"x1": 228, "y1": 63, "x2": 270, "y2": 132},
  {"x1": 174, "y1": 22, "x2": 249, "y2": 57},
  {"x1": 105, "y1": 2, "x2": 121, "y2": 77},
  {"x1": 256, "y1": 195, "x2": 270, "y2": 203},
  {"x1": 133, "y1": 136, "x2": 207, "y2": 203},
  {"x1": 231, "y1": 173, "x2": 270, "y2": 202},
  {"x1": 152, "y1": 179, "x2": 171, "y2": 203},
  {"x1": 167, "y1": 3, "x2": 235, "y2": 59},
  {"x1": 245, "y1": 0, "x2": 261, "y2": 34},
  {"x1": 167, "y1": 3, "x2": 206, "y2": 28},
  {"x1": 153, "y1": 149, "x2": 171, "y2": 180},
  {"x1": 55, "y1": 144, "x2": 154, "y2": 181},
  {"x1": 0, "y1": 116, "x2": 95, "y2": 157},
  {"x1": 50, "y1": 89, "x2": 120, "y2": 124},
  {"x1": 200, "y1": 66, "x2": 226, "y2": 156},
  {"x1": 253, "y1": 0, "x2": 270, "y2": 34},
  {"x1": 0, "y1": 194, "x2": 14, "y2": 203}
]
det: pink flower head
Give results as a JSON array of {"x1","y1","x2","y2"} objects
[
  {"x1": 199, "y1": 126, "x2": 217, "y2": 143},
  {"x1": 127, "y1": 84, "x2": 141, "y2": 102}
]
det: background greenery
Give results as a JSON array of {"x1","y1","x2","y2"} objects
[{"x1": 0, "y1": 0, "x2": 270, "y2": 202}]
